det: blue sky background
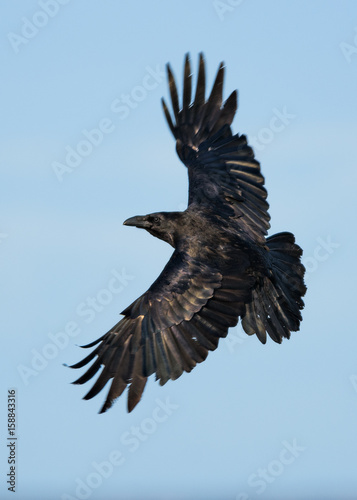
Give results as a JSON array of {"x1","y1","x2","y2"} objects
[{"x1": 1, "y1": 1, "x2": 357, "y2": 499}]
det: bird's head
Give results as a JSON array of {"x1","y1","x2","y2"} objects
[{"x1": 123, "y1": 211, "x2": 182, "y2": 247}]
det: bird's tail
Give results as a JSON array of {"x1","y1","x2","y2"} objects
[
  {"x1": 161, "y1": 53, "x2": 238, "y2": 164},
  {"x1": 242, "y1": 232, "x2": 307, "y2": 344}
]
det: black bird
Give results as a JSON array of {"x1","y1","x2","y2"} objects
[{"x1": 70, "y1": 54, "x2": 306, "y2": 413}]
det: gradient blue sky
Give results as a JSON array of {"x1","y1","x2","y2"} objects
[{"x1": 1, "y1": 1, "x2": 357, "y2": 499}]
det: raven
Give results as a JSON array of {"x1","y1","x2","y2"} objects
[{"x1": 70, "y1": 54, "x2": 306, "y2": 413}]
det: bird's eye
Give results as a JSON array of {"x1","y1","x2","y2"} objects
[{"x1": 153, "y1": 216, "x2": 160, "y2": 224}]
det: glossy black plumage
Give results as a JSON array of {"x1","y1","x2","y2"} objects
[{"x1": 70, "y1": 53, "x2": 306, "y2": 413}]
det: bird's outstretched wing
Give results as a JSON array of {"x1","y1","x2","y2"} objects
[
  {"x1": 71, "y1": 249, "x2": 254, "y2": 413},
  {"x1": 162, "y1": 53, "x2": 270, "y2": 245}
]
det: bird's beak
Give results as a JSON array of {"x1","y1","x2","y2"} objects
[{"x1": 123, "y1": 215, "x2": 151, "y2": 229}]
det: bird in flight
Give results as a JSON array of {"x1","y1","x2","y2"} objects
[{"x1": 70, "y1": 53, "x2": 306, "y2": 413}]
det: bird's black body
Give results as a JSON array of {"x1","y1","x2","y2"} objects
[{"x1": 70, "y1": 54, "x2": 306, "y2": 413}]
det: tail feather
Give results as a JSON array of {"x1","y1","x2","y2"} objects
[{"x1": 242, "y1": 232, "x2": 307, "y2": 344}]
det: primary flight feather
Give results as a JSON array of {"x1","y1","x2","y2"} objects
[{"x1": 70, "y1": 53, "x2": 306, "y2": 413}]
